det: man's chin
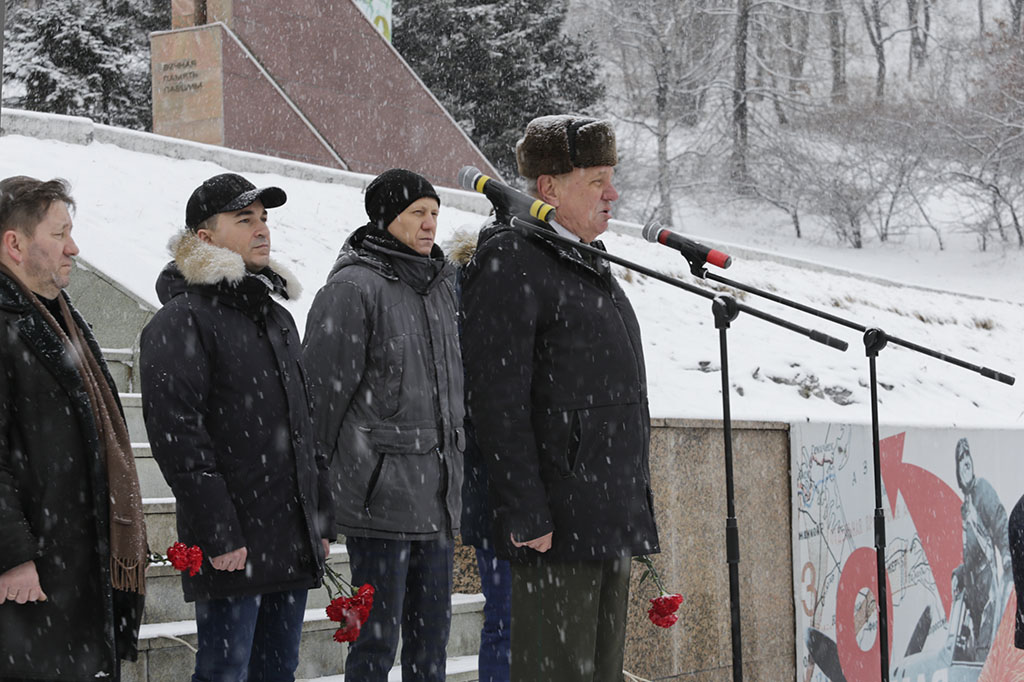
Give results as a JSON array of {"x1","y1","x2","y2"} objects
[{"x1": 245, "y1": 256, "x2": 271, "y2": 272}]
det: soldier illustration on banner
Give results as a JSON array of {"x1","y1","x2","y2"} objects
[{"x1": 792, "y1": 425, "x2": 1024, "y2": 682}]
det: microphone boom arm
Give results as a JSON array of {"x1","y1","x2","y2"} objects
[{"x1": 511, "y1": 217, "x2": 849, "y2": 351}]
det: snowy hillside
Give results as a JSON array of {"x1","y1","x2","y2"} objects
[{"x1": 0, "y1": 129, "x2": 1020, "y2": 429}]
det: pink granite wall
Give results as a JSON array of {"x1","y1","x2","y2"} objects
[{"x1": 158, "y1": 0, "x2": 500, "y2": 186}]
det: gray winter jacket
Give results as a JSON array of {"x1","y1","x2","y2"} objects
[{"x1": 303, "y1": 226, "x2": 465, "y2": 540}]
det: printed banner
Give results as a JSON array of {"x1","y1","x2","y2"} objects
[
  {"x1": 792, "y1": 424, "x2": 1024, "y2": 681},
  {"x1": 353, "y1": 0, "x2": 393, "y2": 42}
]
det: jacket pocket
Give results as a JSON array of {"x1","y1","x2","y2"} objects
[
  {"x1": 362, "y1": 453, "x2": 387, "y2": 516},
  {"x1": 367, "y1": 424, "x2": 439, "y2": 454},
  {"x1": 360, "y1": 425, "x2": 442, "y2": 529}
]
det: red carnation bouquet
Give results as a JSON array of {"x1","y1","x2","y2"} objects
[
  {"x1": 323, "y1": 554, "x2": 375, "y2": 643},
  {"x1": 148, "y1": 542, "x2": 204, "y2": 576},
  {"x1": 634, "y1": 555, "x2": 683, "y2": 629}
]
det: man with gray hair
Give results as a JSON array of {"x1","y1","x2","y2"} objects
[{"x1": 461, "y1": 116, "x2": 660, "y2": 681}]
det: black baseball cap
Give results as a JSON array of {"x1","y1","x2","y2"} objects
[{"x1": 185, "y1": 173, "x2": 287, "y2": 230}]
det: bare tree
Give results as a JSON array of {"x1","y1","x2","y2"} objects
[
  {"x1": 906, "y1": 0, "x2": 930, "y2": 79},
  {"x1": 1011, "y1": 0, "x2": 1024, "y2": 36},
  {"x1": 825, "y1": 0, "x2": 848, "y2": 104},
  {"x1": 731, "y1": 0, "x2": 753, "y2": 185},
  {"x1": 588, "y1": 0, "x2": 728, "y2": 224},
  {"x1": 858, "y1": 0, "x2": 888, "y2": 100}
]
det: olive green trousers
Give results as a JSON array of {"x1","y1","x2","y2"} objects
[{"x1": 510, "y1": 556, "x2": 631, "y2": 682}]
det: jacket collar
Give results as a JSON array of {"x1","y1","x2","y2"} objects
[
  {"x1": 328, "y1": 223, "x2": 451, "y2": 292},
  {"x1": 0, "y1": 270, "x2": 87, "y2": 401},
  {"x1": 478, "y1": 217, "x2": 610, "y2": 281},
  {"x1": 157, "y1": 229, "x2": 302, "y2": 305}
]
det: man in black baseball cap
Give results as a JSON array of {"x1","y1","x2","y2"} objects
[
  {"x1": 181, "y1": 173, "x2": 287, "y2": 274},
  {"x1": 185, "y1": 172, "x2": 286, "y2": 231},
  {"x1": 140, "y1": 172, "x2": 333, "y2": 680}
]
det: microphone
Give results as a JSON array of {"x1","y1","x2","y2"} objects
[
  {"x1": 458, "y1": 166, "x2": 556, "y2": 224},
  {"x1": 641, "y1": 220, "x2": 732, "y2": 269}
]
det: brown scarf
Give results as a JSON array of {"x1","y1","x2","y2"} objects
[{"x1": 1, "y1": 264, "x2": 147, "y2": 594}]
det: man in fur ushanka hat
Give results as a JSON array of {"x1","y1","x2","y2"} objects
[
  {"x1": 461, "y1": 116, "x2": 661, "y2": 682},
  {"x1": 139, "y1": 173, "x2": 334, "y2": 681}
]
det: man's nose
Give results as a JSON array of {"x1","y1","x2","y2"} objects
[
  {"x1": 604, "y1": 183, "x2": 619, "y2": 202},
  {"x1": 66, "y1": 235, "x2": 80, "y2": 256}
]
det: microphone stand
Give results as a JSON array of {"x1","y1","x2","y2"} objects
[
  {"x1": 679, "y1": 256, "x2": 1015, "y2": 682},
  {"x1": 511, "y1": 217, "x2": 848, "y2": 682}
]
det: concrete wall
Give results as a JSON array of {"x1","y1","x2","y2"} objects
[
  {"x1": 66, "y1": 258, "x2": 156, "y2": 392},
  {"x1": 624, "y1": 418, "x2": 796, "y2": 681}
]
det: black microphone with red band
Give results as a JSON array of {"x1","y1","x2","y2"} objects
[{"x1": 641, "y1": 220, "x2": 732, "y2": 269}]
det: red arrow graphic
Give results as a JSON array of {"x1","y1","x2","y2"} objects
[{"x1": 879, "y1": 431, "x2": 963, "y2": 618}]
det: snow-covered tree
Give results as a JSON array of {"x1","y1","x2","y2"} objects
[
  {"x1": 393, "y1": 0, "x2": 605, "y2": 180},
  {"x1": 2, "y1": 0, "x2": 167, "y2": 130}
]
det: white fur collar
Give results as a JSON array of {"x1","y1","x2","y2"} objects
[{"x1": 167, "y1": 229, "x2": 302, "y2": 300}]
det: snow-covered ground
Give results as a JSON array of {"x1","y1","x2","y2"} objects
[{"x1": 0, "y1": 131, "x2": 1020, "y2": 429}]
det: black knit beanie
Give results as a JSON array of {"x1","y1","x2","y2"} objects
[{"x1": 364, "y1": 169, "x2": 441, "y2": 231}]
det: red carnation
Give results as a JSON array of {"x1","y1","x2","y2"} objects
[
  {"x1": 166, "y1": 542, "x2": 204, "y2": 577},
  {"x1": 321, "y1": 561, "x2": 375, "y2": 645},
  {"x1": 333, "y1": 623, "x2": 361, "y2": 643},
  {"x1": 648, "y1": 611, "x2": 679, "y2": 628},
  {"x1": 327, "y1": 596, "x2": 363, "y2": 642},
  {"x1": 649, "y1": 593, "x2": 684, "y2": 618},
  {"x1": 351, "y1": 584, "x2": 375, "y2": 624},
  {"x1": 326, "y1": 596, "x2": 348, "y2": 623},
  {"x1": 634, "y1": 556, "x2": 683, "y2": 630}
]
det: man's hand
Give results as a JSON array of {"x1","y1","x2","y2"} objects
[
  {"x1": 511, "y1": 532, "x2": 553, "y2": 553},
  {"x1": 322, "y1": 538, "x2": 331, "y2": 560},
  {"x1": 210, "y1": 547, "x2": 248, "y2": 572},
  {"x1": 0, "y1": 560, "x2": 47, "y2": 603}
]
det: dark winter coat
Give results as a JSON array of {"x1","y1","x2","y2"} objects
[
  {"x1": 139, "y1": 231, "x2": 332, "y2": 602},
  {"x1": 0, "y1": 270, "x2": 143, "y2": 681},
  {"x1": 302, "y1": 226, "x2": 465, "y2": 541},
  {"x1": 461, "y1": 218, "x2": 660, "y2": 563},
  {"x1": 1009, "y1": 493, "x2": 1024, "y2": 648},
  {"x1": 448, "y1": 232, "x2": 495, "y2": 551}
]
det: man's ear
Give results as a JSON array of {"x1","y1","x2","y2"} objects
[
  {"x1": 1, "y1": 229, "x2": 26, "y2": 266},
  {"x1": 536, "y1": 175, "x2": 560, "y2": 207},
  {"x1": 195, "y1": 228, "x2": 214, "y2": 245}
]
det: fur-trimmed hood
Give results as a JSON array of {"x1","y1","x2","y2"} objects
[
  {"x1": 156, "y1": 229, "x2": 302, "y2": 304},
  {"x1": 442, "y1": 228, "x2": 479, "y2": 268}
]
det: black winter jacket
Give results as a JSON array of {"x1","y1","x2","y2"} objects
[
  {"x1": 303, "y1": 226, "x2": 465, "y2": 540},
  {"x1": 0, "y1": 271, "x2": 143, "y2": 680},
  {"x1": 140, "y1": 231, "x2": 332, "y2": 602},
  {"x1": 461, "y1": 219, "x2": 660, "y2": 562}
]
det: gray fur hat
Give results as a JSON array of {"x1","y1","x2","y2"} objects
[{"x1": 515, "y1": 115, "x2": 617, "y2": 179}]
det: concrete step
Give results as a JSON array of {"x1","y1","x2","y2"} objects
[
  {"x1": 144, "y1": 498, "x2": 178, "y2": 554},
  {"x1": 301, "y1": 655, "x2": 479, "y2": 681},
  {"x1": 144, "y1": 544, "x2": 351, "y2": 624},
  {"x1": 123, "y1": 596, "x2": 485, "y2": 682},
  {"x1": 120, "y1": 392, "x2": 147, "y2": 442},
  {"x1": 136, "y1": 443, "x2": 172, "y2": 498},
  {"x1": 105, "y1": 348, "x2": 135, "y2": 393}
]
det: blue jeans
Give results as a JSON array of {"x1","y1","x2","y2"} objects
[
  {"x1": 344, "y1": 536, "x2": 453, "y2": 682},
  {"x1": 191, "y1": 588, "x2": 308, "y2": 682},
  {"x1": 475, "y1": 545, "x2": 511, "y2": 682}
]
